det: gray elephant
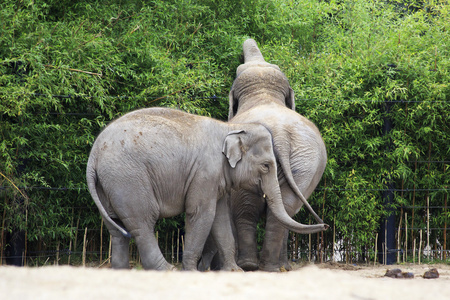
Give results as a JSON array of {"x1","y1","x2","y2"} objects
[
  {"x1": 209, "y1": 39, "x2": 328, "y2": 272},
  {"x1": 86, "y1": 107, "x2": 327, "y2": 271}
]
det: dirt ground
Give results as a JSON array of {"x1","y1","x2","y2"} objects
[{"x1": 1, "y1": 262, "x2": 449, "y2": 300}]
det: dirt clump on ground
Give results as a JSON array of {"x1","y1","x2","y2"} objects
[{"x1": 1, "y1": 262, "x2": 449, "y2": 300}]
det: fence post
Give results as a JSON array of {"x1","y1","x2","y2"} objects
[{"x1": 377, "y1": 85, "x2": 396, "y2": 265}]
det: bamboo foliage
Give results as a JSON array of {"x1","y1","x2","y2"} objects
[{"x1": 0, "y1": 0, "x2": 449, "y2": 265}]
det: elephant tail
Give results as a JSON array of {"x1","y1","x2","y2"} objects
[
  {"x1": 277, "y1": 148, "x2": 324, "y2": 225},
  {"x1": 243, "y1": 39, "x2": 266, "y2": 63},
  {"x1": 86, "y1": 159, "x2": 131, "y2": 238}
]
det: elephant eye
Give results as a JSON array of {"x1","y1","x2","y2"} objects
[{"x1": 261, "y1": 163, "x2": 270, "y2": 173}]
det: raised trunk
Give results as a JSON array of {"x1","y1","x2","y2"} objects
[
  {"x1": 263, "y1": 174, "x2": 328, "y2": 234},
  {"x1": 243, "y1": 39, "x2": 266, "y2": 63}
]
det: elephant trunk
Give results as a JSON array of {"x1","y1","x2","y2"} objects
[
  {"x1": 262, "y1": 174, "x2": 328, "y2": 234},
  {"x1": 243, "y1": 39, "x2": 266, "y2": 63}
]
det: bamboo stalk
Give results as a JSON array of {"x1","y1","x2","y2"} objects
[
  {"x1": 108, "y1": 235, "x2": 112, "y2": 265},
  {"x1": 384, "y1": 221, "x2": 387, "y2": 265},
  {"x1": 444, "y1": 193, "x2": 447, "y2": 260},
  {"x1": 411, "y1": 160, "x2": 417, "y2": 243},
  {"x1": 56, "y1": 241, "x2": 60, "y2": 265},
  {"x1": 404, "y1": 212, "x2": 408, "y2": 263},
  {"x1": 44, "y1": 64, "x2": 102, "y2": 77},
  {"x1": 24, "y1": 207, "x2": 28, "y2": 266},
  {"x1": 308, "y1": 220, "x2": 312, "y2": 262},
  {"x1": 74, "y1": 212, "x2": 80, "y2": 255},
  {"x1": 82, "y1": 227, "x2": 88, "y2": 267},
  {"x1": 68, "y1": 239, "x2": 72, "y2": 265},
  {"x1": 100, "y1": 219, "x2": 103, "y2": 263},
  {"x1": 182, "y1": 235, "x2": 185, "y2": 253},
  {"x1": 413, "y1": 238, "x2": 416, "y2": 264},
  {"x1": 332, "y1": 217, "x2": 336, "y2": 262},
  {"x1": 68, "y1": 208, "x2": 74, "y2": 265},
  {"x1": 1, "y1": 194, "x2": 7, "y2": 266},
  {"x1": 374, "y1": 233, "x2": 378, "y2": 266},
  {"x1": 419, "y1": 230, "x2": 422, "y2": 265},
  {"x1": 177, "y1": 229, "x2": 180, "y2": 264},
  {"x1": 397, "y1": 211, "x2": 402, "y2": 263},
  {"x1": 426, "y1": 196, "x2": 430, "y2": 259},
  {"x1": 321, "y1": 177, "x2": 326, "y2": 263},
  {"x1": 171, "y1": 231, "x2": 174, "y2": 264},
  {"x1": 165, "y1": 231, "x2": 169, "y2": 261}
]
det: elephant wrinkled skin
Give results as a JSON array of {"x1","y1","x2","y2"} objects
[
  {"x1": 203, "y1": 39, "x2": 328, "y2": 272},
  {"x1": 86, "y1": 107, "x2": 327, "y2": 271}
]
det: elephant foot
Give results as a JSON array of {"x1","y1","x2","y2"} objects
[
  {"x1": 237, "y1": 259, "x2": 259, "y2": 271},
  {"x1": 156, "y1": 261, "x2": 177, "y2": 271},
  {"x1": 259, "y1": 262, "x2": 290, "y2": 272},
  {"x1": 222, "y1": 264, "x2": 244, "y2": 272}
]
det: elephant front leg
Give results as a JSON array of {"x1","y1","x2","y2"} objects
[
  {"x1": 232, "y1": 191, "x2": 265, "y2": 271},
  {"x1": 210, "y1": 196, "x2": 241, "y2": 271},
  {"x1": 259, "y1": 212, "x2": 289, "y2": 272},
  {"x1": 183, "y1": 198, "x2": 217, "y2": 271}
]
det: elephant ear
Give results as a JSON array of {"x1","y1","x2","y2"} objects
[
  {"x1": 222, "y1": 130, "x2": 244, "y2": 168},
  {"x1": 285, "y1": 87, "x2": 295, "y2": 110}
]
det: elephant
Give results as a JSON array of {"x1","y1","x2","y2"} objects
[
  {"x1": 86, "y1": 107, "x2": 328, "y2": 271},
  {"x1": 202, "y1": 39, "x2": 328, "y2": 272}
]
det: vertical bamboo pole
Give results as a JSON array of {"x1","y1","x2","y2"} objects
[
  {"x1": 165, "y1": 231, "x2": 168, "y2": 260},
  {"x1": 177, "y1": 229, "x2": 180, "y2": 264},
  {"x1": 426, "y1": 196, "x2": 430, "y2": 260},
  {"x1": 404, "y1": 212, "x2": 408, "y2": 263},
  {"x1": 374, "y1": 233, "x2": 378, "y2": 266},
  {"x1": 411, "y1": 161, "x2": 417, "y2": 245},
  {"x1": 397, "y1": 212, "x2": 402, "y2": 263},
  {"x1": 24, "y1": 206, "x2": 28, "y2": 266},
  {"x1": 332, "y1": 217, "x2": 335, "y2": 262},
  {"x1": 1, "y1": 195, "x2": 7, "y2": 266},
  {"x1": 308, "y1": 220, "x2": 312, "y2": 262},
  {"x1": 56, "y1": 241, "x2": 60, "y2": 265},
  {"x1": 68, "y1": 238, "x2": 72, "y2": 265},
  {"x1": 100, "y1": 219, "x2": 103, "y2": 263},
  {"x1": 419, "y1": 229, "x2": 422, "y2": 265},
  {"x1": 384, "y1": 222, "x2": 388, "y2": 265},
  {"x1": 413, "y1": 238, "x2": 416, "y2": 264},
  {"x1": 108, "y1": 235, "x2": 112, "y2": 264},
  {"x1": 68, "y1": 208, "x2": 74, "y2": 265},
  {"x1": 444, "y1": 193, "x2": 447, "y2": 260},
  {"x1": 82, "y1": 227, "x2": 88, "y2": 267},
  {"x1": 171, "y1": 231, "x2": 174, "y2": 264},
  {"x1": 321, "y1": 178, "x2": 326, "y2": 263},
  {"x1": 74, "y1": 213, "x2": 81, "y2": 256},
  {"x1": 182, "y1": 235, "x2": 185, "y2": 253}
]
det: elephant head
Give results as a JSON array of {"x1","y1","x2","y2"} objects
[
  {"x1": 229, "y1": 39, "x2": 295, "y2": 119},
  {"x1": 222, "y1": 126, "x2": 327, "y2": 234}
]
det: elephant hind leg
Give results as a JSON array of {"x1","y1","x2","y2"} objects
[
  {"x1": 105, "y1": 222, "x2": 131, "y2": 269},
  {"x1": 132, "y1": 225, "x2": 175, "y2": 270}
]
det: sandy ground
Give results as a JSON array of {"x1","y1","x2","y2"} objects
[{"x1": 1, "y1": 262, "x2": 449, "y2": 300}]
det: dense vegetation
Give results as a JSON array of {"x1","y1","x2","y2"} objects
[{"x1": 1, "y1": 0, "x2": 448, "y2": 265}]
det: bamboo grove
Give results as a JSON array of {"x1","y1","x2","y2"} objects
[{"x1": 1, "y1": 0, "x2": 449, "y2": 266}]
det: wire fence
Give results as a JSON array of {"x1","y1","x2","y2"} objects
[{"x1": 1, "y1": 92, "x2": 448, "y2": 268}]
